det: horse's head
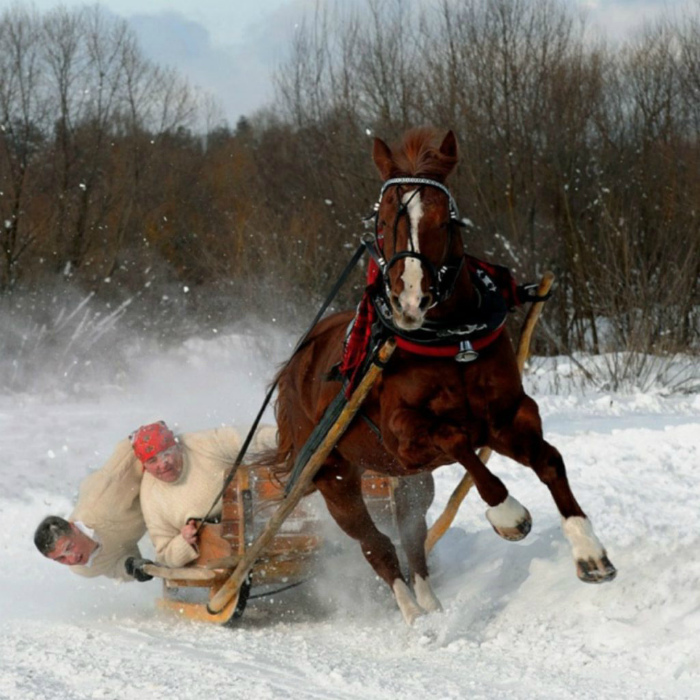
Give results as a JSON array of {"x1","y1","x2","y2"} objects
[{"x1": 371, "y1": 128, "x2": 465, "y2": 331}]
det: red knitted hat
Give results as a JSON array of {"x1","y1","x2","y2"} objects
[{"x1": 130, "y1": 421, "x2": 176, "y2": 463}]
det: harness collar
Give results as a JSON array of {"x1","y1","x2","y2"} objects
[
  {"x1": 367, "y1": 253, "x2": 511, "y2": 362},
  {"x1": 395, "y1": 323, "x2": 505, "y2": 362}
]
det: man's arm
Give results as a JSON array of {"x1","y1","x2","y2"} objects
[
  {"x1": 184, "y1": 425, "x2": 277, "y2": 463},
  {"x1": 146, "y1": 518, "x2": 199, "y2": 568},
  {"x1": 69, "y1": 538, "x2": 148, "y2": 582}
]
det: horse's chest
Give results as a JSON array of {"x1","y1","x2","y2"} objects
[
  {"x1": 427, "y1": 382, "x2": 469, "y2": 413},
  {"x1": 384, "y1": 365, "x2": 469, "y2": 414}
]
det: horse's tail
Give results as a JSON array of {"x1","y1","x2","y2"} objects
[{"x1": 253, "y1": 368, "x2": 300, "y2": 493}]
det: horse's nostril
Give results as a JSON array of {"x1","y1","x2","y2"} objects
[
  {"x1": 391, "y1": 294, "x2": 402, "y2": 311},
  {"x1": 419, "y1": 294, "x2": 432, "y2": 311}
]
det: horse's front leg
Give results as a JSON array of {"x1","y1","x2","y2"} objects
[
  {"x1": 489, "y1": 394, "x2": 617, "y2": 584},
  {"x1": 428, "y1": 425, "x2": 533, "y2": 542},
  {"x1": 388, "y1": 408, "x2": 532, "y2": 542},
  {"x1": 393, "y1": 473, "x2": 442, "y2": 613},
  {"x1": 314, "y1": 462, "x2": 426, "y2": 626}
]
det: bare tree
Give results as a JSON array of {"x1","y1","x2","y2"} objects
[{"x1": 0, "y1": 5, "x2": 49, "y2": 290}]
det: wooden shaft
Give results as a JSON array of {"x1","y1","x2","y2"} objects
[
  {"x1": 207, "y1": 337, "x2": 397, "y2": 615},
  {"x1": 424, "y1": 272, "x2": 555, "y2": 554},
  {"x1": 515, "y1": 272, "x2": 555, "y2": 372},
  {"x1": 142, "y1": 563, "x2": 216, "y2": 581}
]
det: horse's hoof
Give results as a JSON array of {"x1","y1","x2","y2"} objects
[
  {"x1": 403, "y1": 606, "x2": 426, "y2": 626},
  {"x1": 393, "y1": 579, "x2": 426, "y2": 626},
  {"x1": 493, "y1": 516, "x2": 532, "y2": 542},
  {"x1": 576, "y1": 554, "x2": 617, "y2": 584},
  {"x1": 486, "y1": 498, "x2": 532, "y2": 542},
  {"x1": 413, "y1": 575, "x2": 443, "y2": 613}
]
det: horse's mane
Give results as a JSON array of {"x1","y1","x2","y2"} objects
[{"x1": 391, "y1": 127, "x2": 457, "y2": 181}]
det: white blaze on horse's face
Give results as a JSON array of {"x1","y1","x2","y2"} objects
[{"x1": 393, "y1": 190, "x2": 427, "y2": 331}]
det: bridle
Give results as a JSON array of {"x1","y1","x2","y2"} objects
[{"x1": 365, "y1": 177, "x2": 466, "y2": 308}]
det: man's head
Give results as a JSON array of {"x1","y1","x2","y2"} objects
[
  {"x1": 130, "y1": 421, "x2": 183, "y2": 483},
  {"x1": 34, "y1": 516, "x2": 98, "y2": 566}
]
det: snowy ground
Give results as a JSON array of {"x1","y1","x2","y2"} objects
[{"x1": 1, "y1": 331, "x2": 699, "y2": 699}]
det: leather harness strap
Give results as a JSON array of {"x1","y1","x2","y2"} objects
[{"x1": 394, "y1": 322, "x2": 506, "y2": 361}]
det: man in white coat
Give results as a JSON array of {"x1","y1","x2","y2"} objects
[
  {"x1": 138, "y1": 422, "x2": 276, "y2": 568},
  {"x1": 34, "y1": 436, "x2": 147, "y2": 581}
]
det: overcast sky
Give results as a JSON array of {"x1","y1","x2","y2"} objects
[{"x1": 20, "y1": 0, "x2": 693, "y2": 125}]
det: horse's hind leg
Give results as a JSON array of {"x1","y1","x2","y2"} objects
[
  {"x1": 491, "y1": 395, "x2": 617, "y2": 584},
  {"x1": 394, "y1": 473, "x2": 442, "y2": 613},
  {"x1": 315, "y1": 461, "x2": 425, "y2": 625}
]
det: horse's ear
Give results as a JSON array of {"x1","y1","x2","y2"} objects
[
  {"x1": 372, "y1": 137, "x2": 394, "y2": 180},
  {"x1": 439, "y1": 130, "x2": 458, "y2": 161}
]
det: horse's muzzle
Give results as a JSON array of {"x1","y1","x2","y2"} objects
[{"x1": 391, "y1": 304, "x2": 426, "y2": 331}]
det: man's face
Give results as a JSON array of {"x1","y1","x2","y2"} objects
[
  {"x1": 47, "y1": 526, "x2": 97, "y2": 566},
  {"x1": 142, "y1": 445, "x2": 184, "y2": 482}
]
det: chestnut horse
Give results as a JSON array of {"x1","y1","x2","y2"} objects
[{"x1": 272, "y1": 128, "x2": 616, "y2": 625}]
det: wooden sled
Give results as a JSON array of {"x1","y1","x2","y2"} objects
[{"x1": 156, "y1": 463, "x2": 398, "y2": 625}]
